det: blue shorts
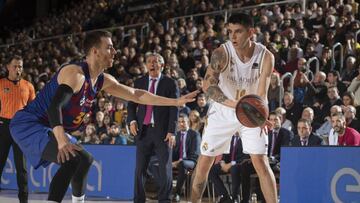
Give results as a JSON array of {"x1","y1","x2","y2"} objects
[{"x1": 10, "y1": 110, "x2": 76, "y2": 169}]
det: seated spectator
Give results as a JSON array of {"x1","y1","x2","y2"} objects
[
  {"x1": 268, "y1": 112, "x2": 293, "y2": 163},
  {"x1": 95, "y1": 111, "x2": 107, "y2": 137},
  {"x1": 81, "y1": 124, "x2": 100, "y2": 144},
  {"x1": 284, "y1": 47, "x2": 302, "y2": 73},
  {"x1": 208, "y1": 133, "x2": 253, "y2": 203},
  {"x1": 95, "y1": 97, "x2": 106, "y2": 113},
  {"x1": 319, "y1": 47, "x2": 333, "y2": 74},
  {"x1": 194, "y1": 93, "x2": 209, "y2": 119},
  {"x1": 318, "y1": 86, "x2": 343, "y2": 121},
  {"x1": 108, "y1": 122, "x2": 127, "y2": 145},
  {"x1": 341, "y1": 91, "x2": 360, "y2": 119},
  {"x1": 291, "y1": 119, "x2": 323, "y2": 146},
  {"x1": 189, "y1": 110, "x2": 204, "y2": 135},
  {"x1": 310, "y1": 32, "x2": 324, "y2": 59},
  {"x1": 301, "y1": 107, "x2": 321, "y2": 132},
  {"x1": 113, "y1": 100, "x2": 127, "y2": 126},
  {"x1": 177, "y1": 78, "x2": 189, "y2": 96},
  {"x1": 275, "y1": 107, "x2": 294, "y2": 132},
  {"x1": 195, "y1": 77, "x2": 204, "y2": 91},
  {"x1": 172, "y1": 114, "x2": 201, "y2": 202},
  {"x1": 103, "y1": 114, "x2": 112, "y2": 130},
  {"x1": 344, "y1": 106, "x2": 360, "y2": 133},
  {"x1": 326, "y1": 70, "x2": 347, "y2": 96},
  {"x1": 316, "y1": 105, "x2": 342, "y2": 143},
  {"x1": 302, "y1": 71, "x2": 327, "y2": 107},
  {"x1": 179, "y1": 49, "x2": 195, "y2": 77},
  {"x1": 341, "y1": 56, "x2": 357, "y2": 86},
  {"x1": 267, "y1": 72, "x2": 283, "y2": 112},
  {"x1": 186, "y1": 69, "x2": 199, "y2": 92},
  {"x1": 282, "y1": 91, "x2": 303, "y2": 128},
  {"x1": 292, "y1": 58, "x2": 308, "y2": 103},
  {"x1": 329, "y1": 113, "x2": 360, "y2": 146}
]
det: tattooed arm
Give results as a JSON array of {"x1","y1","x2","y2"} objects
[{"x1": 203, "y1": 47, "x2": 237, "y2": 108}]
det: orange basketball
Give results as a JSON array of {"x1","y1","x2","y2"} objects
[{"x1": 235, "y1": 94, "x2": 269, "y2": 128}]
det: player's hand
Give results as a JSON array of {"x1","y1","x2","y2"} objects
[
  {"x1": 221, "y1": 163, "x2": 231, "y2": 173},
  {"x1": 164, "y1": 133, "x2": 176, "y2": 148},
  {"x1": 300, "y1": 72, "x2": 309, "y2": 83},
  {"x1": 130, "y1": 121, "x2": 138, "y2": 136},
  {"x1": 172, "y1": 160, "x2": 181, "y2": 168},
  {"x1": 57, "y1": 142, "x2": 82, "y2": 163},
  {"x1": 261, "y1": 119, "x2": 273, "y2": 132},
  {"x1": 176, "y1": 90, "x2": 200, "y2": 106}
]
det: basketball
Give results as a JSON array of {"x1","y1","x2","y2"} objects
[{"x1": 235, "y1": 94, "x2": 269, "y2": 128}]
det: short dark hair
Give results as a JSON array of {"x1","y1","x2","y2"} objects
[
  {"x1": 227, "y1": 13, "x2": 254, "y2": 28},
  {"x1": 179, "y1": 113, "x2": 189, "y2": 122},
  {"x1": 269, "y1": 111, "x2": 281, "y2": 119},
  {"x1": 297, "y1": 118, "x2": 312, "y2": 127},
  {"x1": 7, "y1": 55, "x2": 23, "y2": 65},
  {"x1": 83, "y1": 30, "x2": 112, "y2": 55},
  {"x1": 328, "y1": 70, "x2": 340, "y2": 78}
]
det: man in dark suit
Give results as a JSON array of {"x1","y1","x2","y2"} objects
[
  {"x1": 291, "y1": 118, "x2": 323, "y2": 146},
  {"x1": 268, "y1": 112, "x2": 293, "y2": 162},
  {"x1": 208, "y1": 133, "x2": 253, "y2": 203},
  {"x1": 172, "y1": 114, "x2": 201, "y2": 202},
  {"x1": 127, "y1": 53, "x2": 179, "y2": 203}
]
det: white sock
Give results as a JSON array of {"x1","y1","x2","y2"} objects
[{"x1": 72, "y1": 194, "x2": 85, "y2": 203}]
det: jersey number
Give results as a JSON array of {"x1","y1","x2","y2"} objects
[{"x1": 73, "y1": 112, "x2": 86, "y2": 125}]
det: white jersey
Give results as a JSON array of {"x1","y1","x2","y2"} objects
[{"x1": 219, "y1": 41, "x2": 267, "y2": 101}]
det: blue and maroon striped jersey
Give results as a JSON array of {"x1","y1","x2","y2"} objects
[{"x1": 24, "y1": 61, "x2": 104, "y2": 132}]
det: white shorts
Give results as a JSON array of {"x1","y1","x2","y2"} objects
[{"x1": 201, "y1": 102, "x2": 268, "y2": 156}]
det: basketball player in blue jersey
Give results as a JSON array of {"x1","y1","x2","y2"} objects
[
  {"x1": 9, "y1": 31, "x2": 197, "y2": 203},
  {"x1": 191, "y1": 13, "x2": 277, "y2": 203}
]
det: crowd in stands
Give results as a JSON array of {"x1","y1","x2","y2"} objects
[
  {"x1": 0, "y1": 0, "x2": 360, "y2": 200},
  {"x1": 0, "y1": 0, "x2": 358, "y2": 139}
]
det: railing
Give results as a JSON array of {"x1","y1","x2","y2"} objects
[
  {"x1": 279, "y1": 72, "x2": 294, "y2": 107},
  {"x1": 307, "y1": 57, "x2": 320, "y2": 74},
  {"x1": 331, "y1": 42, "x2": 344, "y2": 73},
  {"x1": 166, "y1": 0, "x2": 305, "y2": 30},
  {"x1": 0, "y1": 23, "x2": 148, "y2": 49},
  {"x1": 140, "y1": 23, "x2": 149, "y2": 42},
  {"x1": 355, "y1": 29, "x2": 360, "y2": 43}
]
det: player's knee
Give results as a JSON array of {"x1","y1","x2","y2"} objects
[
  {"x1": 76, "y1": 150, "x2": 94, "y2": 168},
  {"x1": 81, "y1": 151, "x2": 94, "y2": 167}
]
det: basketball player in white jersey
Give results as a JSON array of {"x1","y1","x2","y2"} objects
[{"x1": 191, "y1": 13, "x2": 277, "y2": 203}]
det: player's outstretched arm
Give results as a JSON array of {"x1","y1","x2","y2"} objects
[
  {"x1": 203, "y1": 46, "x2": 237, "y2": 108},
  {"x1": 102, "y1": 73, "x2": 198, "y2": 106}
]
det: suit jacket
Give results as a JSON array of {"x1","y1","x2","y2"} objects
[
  {"x1": 291, "y1": 133, "x2": 323, "y2": 146},
  {"x1": 127, "y1": 74, "x2": 179, "y2": 138},
  {"x1": 172, "y1": 129, "x2": 201, "y2": 162},
  {"x1": 222, "y1": 136, "x2": 250, "y2": 164},
  {"x1": 268, "y1": 127, "x2": 293, "y2": 160}
]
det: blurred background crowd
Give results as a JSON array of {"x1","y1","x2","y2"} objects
[
  {"x1": 0, "y1": 0, "x2": 359, "y2": 200},
  {"x1": 0, "y1": 0, "x2": 358, "y2": 146}
]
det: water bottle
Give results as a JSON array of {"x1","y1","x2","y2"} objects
[{"x1": 251, "y1": 193, "x2": 257, "y2": 203}]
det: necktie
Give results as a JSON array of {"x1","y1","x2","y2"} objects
[
  {"x1": 179, "y1": 132, "x2": 185, "y2": 159},
  {"x1": 143, "y1": 79, "x2": 157, "y2": 125},
  {"x1": 301, "y1": 139, "x2": 306, "y2": 146},
  {"x1": 271, "y1": 130, "x2": 277, "y2": 156},
  {"x1": 231, "y1": 136, "x2": 238, "y2": 161}
]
